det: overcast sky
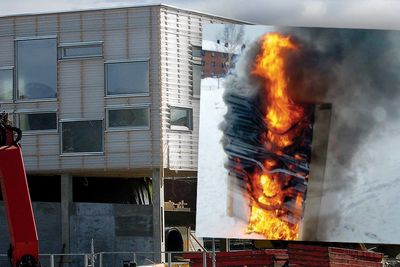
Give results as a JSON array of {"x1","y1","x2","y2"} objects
[{"x1": 1, "y1": 0, "x2": 400, "y2": 30}]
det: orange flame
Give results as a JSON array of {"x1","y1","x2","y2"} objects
[{"x1": 247, "y1": 33, "x2": 305, "y2": 240}]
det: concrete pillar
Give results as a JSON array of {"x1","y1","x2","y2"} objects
[
  {"x1": 61, "y1": 173, "x2": 72, "y2": 253},
  {"x1": 301, "y1": 104, "x2": 332, "y2": 240},
  {"x1": 152, "y1": 168, "x2": 165, "y2": 262}
]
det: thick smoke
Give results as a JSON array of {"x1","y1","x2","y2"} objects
[
  {"x1": 279, "y1": 27, "x2": 400, "y2": 239},
  {"x1": 281, "y1": 27, "x2": 400, "y2": 168},
  {"x1": 222, "y1": 27, "x2": 400, "y2": 240}
]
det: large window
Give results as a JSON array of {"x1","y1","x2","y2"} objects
[
  {"x1": 17, "y1": 38, "x2": 57, "y2": 100},
  {"x1": 108, "y1": 106, "x2": 150, "y2": 129},
  {"x1": 61, "y1": 120, "x2": 103, "y2": 154},
  {"x1": 170, "y1": 107, "x2": 192, "y2": 131},
  {"x1": 19, "y1": 112, "x2": 57, "y2": 131},
  {"x1": 192, "y1": 64, "x2": 202, "y2": 97},
  {"x1": 0, "y1": 68, "x2": 13, "y2": 101},
  {"x1": 106, "y1": 61, "x2": 149, "y2": 96},
  {"x1": 60, "y1": 42, "x2": 103, "y2": 59}
]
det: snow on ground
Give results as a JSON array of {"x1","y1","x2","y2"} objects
[
  {"x1": 318, "y1": 121, "x2": 400, "y2": 243},
  {"x1": 196, "y1": 77, "x2": 263, "y2": 239}
]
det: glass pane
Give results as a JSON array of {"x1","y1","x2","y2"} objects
[
  {"x1": 109, "y1": 108, "x2": 149, "y2": 128},
  {"x1": 171, "y1": 108, "x2": 191, "y2": 129},
  {"x1": 106, "y1": 61, "x2": 149, "y2": 95},
  {"x1": 62, "y1": 120, "x2": 103, "y2": 153},
  {"x1": 192, "y1": 46, "x2": 202, "y2": 58},
  {"x1": 193, "y1": 64, "x2": 202, "y2": 96},
  {"x1": 63, "y1": 45, "x2": 102, "y2": 58},
  {"x1": 17, "y1": 38, "x2": 57, "y2": 99},
  {"x1": 19, "y1": 113, "x2": 57, "y2": 131},
  {"x1": 0, "y1": 69, "x2": 13, "y2": 101}
]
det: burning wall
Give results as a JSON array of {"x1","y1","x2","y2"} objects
[
  {"x1": 197, "y1": 25, "x2": 400, "y2": 243},
  {"x1": 222, "y1": 33, "x2": 315, "y2": 240}
]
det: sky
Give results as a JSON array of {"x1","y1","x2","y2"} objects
[{"x1": 1, "y1": 0, "x2": 400, "y2": 30}]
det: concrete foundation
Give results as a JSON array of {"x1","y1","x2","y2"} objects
[{"x1": 0, "y1": 202, "x2": 154, "y2": 266}]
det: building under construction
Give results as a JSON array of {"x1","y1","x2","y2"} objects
[{"x1": 0, "y1": 4, "x2": 243, "y2": 266}]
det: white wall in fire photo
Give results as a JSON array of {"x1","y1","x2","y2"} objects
[{"x1": 196, "y1": 24, "x2": 400, "y2": 243}]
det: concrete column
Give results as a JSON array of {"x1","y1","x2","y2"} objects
[
  {"x1": 61, "y1": 173, "x2": 72, "y2": 253},
  {"x1": 301, "y1": 104, "x2": 332, "y2": 240},
  {"x1": 152, "y1": 168, "x2": 165, "y2": 262}
]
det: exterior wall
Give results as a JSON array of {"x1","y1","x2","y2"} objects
[
  {"x1": 0, "y1": 202, "x2": 153, "y2": 266},
  {"x1": 159, "y1": 7, "x2": 238, "y2": 171},
  {"x1": 0, "y1": 4, "x2": 244, "y2": 259},
  {"x1": 0, "y1": 6, "x2": 162, "y2": 174}
]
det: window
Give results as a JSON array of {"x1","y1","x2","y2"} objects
[
  {"x1": 16, "y1": 38, "x2": 57, "y2": 100},
  {"x1": 60, "y1": 42, "x2": 103, "y2": 59},
  {"x1": 62, "y1": 120, "x2": 103, "y2": 153},
  {"x1": 211, "y1": 61, "x2": 216, "y2": 67},
  {"x1": 170, "y1": 107, "x2": 192, "y2": 131},
  {"x1": 192, "y1": 46, "x2": 202, "y2": 58},
  {"x1": 106, "y1": 61, "x2": 149, "y2": 96},
  {"x1": 108, "y1": 106, "x2": 150, "y2": 129},
  {"x1": 0, "y1": 68, "x2": 13, "y2": 101},
  {"x1": 19, "y1": 112, "x2": 57, "y2": 131},
  {"x1": 192, "y1": 64, "x2": 201, "y2": 97}
]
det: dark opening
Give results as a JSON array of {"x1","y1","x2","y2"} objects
[
  {"x1": 165, "y1": 228, "x2": 184, "y2": 252},
  {"x1": 73, "y1": 177, "x2": 152, "y2": 204},
  {"x1": 27, "y1": 175, "x2": 61, "y2": 202},
  {"x1": 1, "y1": 175, "x2": 61, "y2": 202}
]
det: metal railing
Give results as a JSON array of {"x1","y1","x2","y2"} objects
[{"x1": 1, "y1": 251, "x2": 212, "y2": 267}]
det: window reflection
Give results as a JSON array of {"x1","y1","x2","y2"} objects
[
  {"x1": 192, "y1": 64, "x2": 201, "y2": 96},
  {"x1": 62, "y1": 120, "x2": 103, "y2": 153},
  {"x1": 19, "y1": 113, "x2": 57, "y2": 131},
  {"x1": 106, "y1": 61, "x2": 149, "y2": 96},
  {"x1": 0, "y1": 69, "x2": 13, "y2": 101},
  {"x1": 108, "y1": 108, "x2": 149, "y2": 128},
  {"x1": 17, "y1": 38, "x2": 57, "y2": 100},
  {"x1": 170, "y1": 107, "x2": 192, "y2": 130}
]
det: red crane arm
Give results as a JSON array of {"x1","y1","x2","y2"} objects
[{"x1": 0, "y1": 145, "x2": 40, "y2": 266}]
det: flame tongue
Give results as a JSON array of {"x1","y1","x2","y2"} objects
[
  {"x1": 246, "y1": 33, "x2": 309, "y2": 240},
  {"x1": 252, "y1": 33, "x2": 303, "y2": 135}
]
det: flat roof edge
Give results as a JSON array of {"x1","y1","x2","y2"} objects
[{"x1": 0, "y1": 3, "x2": 253, "y2": 25}]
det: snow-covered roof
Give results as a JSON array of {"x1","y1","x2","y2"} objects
[{"x1": 202, "y1": 40, "x2": 243, "y2": 54}]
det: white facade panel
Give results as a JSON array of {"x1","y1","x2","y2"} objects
[
  {"x1": 59, "y1": 61, "x2": 82, "y2": 119},
  {"x1": 15, "y1": 16, "x2": 36, "y2": 38},
  {"x1": 82, "y1": 11, "x2": 104, "y2": 42},
  {"x1": 0, "y1": 5, "x2": 239, "y2": 174},
  {"x1": 59, "y1": 13, "x2": 81, "y2": 43},
  {"x1": 128, "y1": 9, "x2": 151, "y2": 58},
  {"x1": 37, "y1": 15, "x2": 58, "y2": 36},
  {"x1": 0, "y1": 36, "x2": 14, "y2": 66},
  {"x1": 0, "y1": 18, "x2": 14, "y2": 38},
  {"x1": 104, "y1": 10, "x2": 127, "y2": 60},
  {"x1": 82, "y1": 60, "x2": 104, "y2": 118}
]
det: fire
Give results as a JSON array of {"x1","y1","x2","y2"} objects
[{"x1": 246, "y1": 33, "x2": 306, "y2": 240}]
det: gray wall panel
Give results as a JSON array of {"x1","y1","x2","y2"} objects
[{"x1": 0, "y1": 36, "x2": 14, "y2": 66}]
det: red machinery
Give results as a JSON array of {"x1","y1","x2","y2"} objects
[{"x1": 0, "y1": 112, "x2": 40, "y2": 267}]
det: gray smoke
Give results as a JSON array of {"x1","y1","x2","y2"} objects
[
  {"x1": 280, "y1": 28, "x2": 400, "y2": 240},
  {"x1": 224, "y1": 27, "x2": 400, "y2": 241}
]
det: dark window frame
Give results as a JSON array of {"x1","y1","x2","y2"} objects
[
  {"x1": 0, "y1": 67, "x2": 14, "y2": 102},
  {"x1": 192, "y1": 63, "x2": 202, "y2": 98},
  {"x1": 106, "y1": 105, "x2": 151, "y2": 131},
  {"x1": 60, "y1": 119, "x2": 104, "y2": 155},
  {"x1": 18, "y1": 111, "x2": 58, "y2": 133},
  {"x1": 170, "y1": 106, "x2": 193, "y2": 131},
  {"x1": 15, "y1": 36, "x2": 58, "y2": 101},
  {"x1": 59, "y1": 41, "x2": 103, "y2": 60},
  {"x1": 105, "y1": 59, "x2": 150, "y2": 97}
]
